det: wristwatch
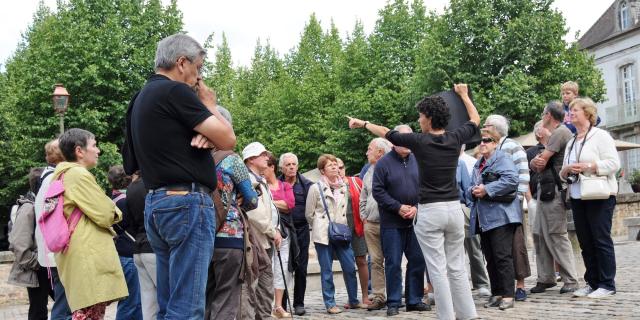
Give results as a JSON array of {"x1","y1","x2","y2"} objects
[{"x1": 364, "y1": 121, "x2": 369, "y2": 129}]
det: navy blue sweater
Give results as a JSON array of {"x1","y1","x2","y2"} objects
[{"x1": 372, "y1": 149, "x2": 420, "y2": 228}]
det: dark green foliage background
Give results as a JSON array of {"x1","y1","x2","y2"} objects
[{"x1": 0, "y1": 0, "x2": 604, "y2": 242}]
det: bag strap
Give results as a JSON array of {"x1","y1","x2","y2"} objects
[{"x1": 317, "y1": 182, "x2": 332, "y2": 222}]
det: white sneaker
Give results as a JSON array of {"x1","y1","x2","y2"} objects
[
  {"x1": 572, "y1": 285, "x2": 594, "y2": 297},
  {"x1": 477, "y1": 287, "x2": 491, "y2": 297},
  {"x1": 587, "y1": 288, "x2": 616, "y2": 299}
]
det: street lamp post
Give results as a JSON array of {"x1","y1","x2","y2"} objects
[{"x1": 52, "y1": 84, "x2": 70, "y2": 135}]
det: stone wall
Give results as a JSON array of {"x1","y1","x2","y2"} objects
[{"x1": 611, "y1": 193, "x2": 640, "y2": 237}]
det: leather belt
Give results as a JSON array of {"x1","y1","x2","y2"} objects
[{"x1": 150, "y1": 182, "x2": 211, "y2": 194}]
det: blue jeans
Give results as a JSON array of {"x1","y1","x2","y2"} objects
[
  {"x1": 314, "y1": 242, "x2": 359, "y2": 308},
  {"x1": 145, "y1": 191, "x2": 215, "y2": 320},
  {"x1": 381, "y1": 227, "x2": 426, "y2": 307},
  {"x1": 117, "y1": 256, "x2": 143, "y2": 320},
  {"x1": 51, "y1": 267, "x2": 72, "y2": 320}
]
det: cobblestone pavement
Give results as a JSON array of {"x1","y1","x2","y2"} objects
[{"x1": 1, "y1": 240, "x2": 639, "y2": 319}]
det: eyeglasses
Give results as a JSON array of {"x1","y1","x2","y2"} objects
[
  {"x1": 480, "y1": 137, "x2": 494, "y2": 144},
  {"x1": 482, "y1": 124, "x2": 494, "y2": 129},
  {"x1": 338, "y1": 166, "x2": 345, "y2": 170}
]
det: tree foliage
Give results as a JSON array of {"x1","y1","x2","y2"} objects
[
  {"x1": 0, "y1": 0, "x2": 182, "y2": 220},
  {"x1": 0, "y1": 0, "x2": 605, "y2": 231}
]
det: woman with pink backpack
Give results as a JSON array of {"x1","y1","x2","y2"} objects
[{"x1": 49, "y1": 128, "x2": 128, "y2": 319}]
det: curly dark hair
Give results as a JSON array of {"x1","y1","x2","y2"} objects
[{"x1": 415, "y1": 95, "x2": 450, "y2": 130}]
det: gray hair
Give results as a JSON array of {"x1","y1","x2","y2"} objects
[
  {"x1": 370, "y1": 137, "x2": 392, "y2": 154},
  {"x1": 278, "y1": 152, "x2": 298, "y2": 169},
  {"x1": 484, "y1": 115, "x2": 509, "y2": 137},
  {"x1": 394, "y1": 124, "x2": 413, "y2": 132},
  {"x1": 155, "y1": 34, "x2": 206, "y2": 71},
  {"x1": 59, "y1": 128, "x2": 95, "y2": 162},
  {"x1": 544, "y1": 101, "x2": 565, "y2": 122}
]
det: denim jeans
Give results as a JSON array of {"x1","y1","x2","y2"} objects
[
  {"x1": 117, "y1": 256, "x2": 143, "y2": 320},
  {"x1": 145, "y1": 191, "x2": 215, "y2": 320},
  {"x1": 571, "y1": 196, "x2": 617, "y2": 291},
  {"x1": 314, "y1": 242, "x2": 359, "y2": 309},
  {"x1": 381, "y1": 227, "x2": 426, "y2": 307},
  {"x1": 51, "y1": 267, "x2": 72, "y2": 320}
]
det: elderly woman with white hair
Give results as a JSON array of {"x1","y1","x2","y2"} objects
[{"x1": 482, "y1": 114, "x2": 531, "y2": 302}]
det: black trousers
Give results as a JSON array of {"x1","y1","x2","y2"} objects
[
  {"x1": 293, "y1": 223, "x2": 310, "y2": 307},
  {"x1": 571, "y1": 196, "x2": 617, "y2": 291},
  {"x1": 27, "y1": 267, "x2": 54, "y2": 320},
  {"x1": 481, "y1": 223, "x2": 516, "y2": 297}
]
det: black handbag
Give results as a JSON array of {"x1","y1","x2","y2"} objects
[
  {"x1": 317, "y1": 182, "x2": 352, "y2": 245},
  {"x1": 481, "y1": 171, "x2": 517, "y2": 203}
]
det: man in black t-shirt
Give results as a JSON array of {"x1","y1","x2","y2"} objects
[
  {"x1": 122, "y1": 34, "x2": 235, "y2": 319},
  {"x1": 348, "y1": 84, "x2": 480, "y2": 320}
]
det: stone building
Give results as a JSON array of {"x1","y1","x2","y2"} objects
[{"x1": 580, "y1": 0, "x2": 640, "y2": 174}]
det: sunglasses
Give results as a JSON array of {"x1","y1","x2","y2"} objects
[{"x1": 480, "y1": 137, "x2": 494, "y2": 144}]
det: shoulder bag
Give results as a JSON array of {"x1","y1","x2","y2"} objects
[{"x1": 317, "y1": 182, "x2": 352, "y2": 245}]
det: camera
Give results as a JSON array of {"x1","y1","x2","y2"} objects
[{"x1": 566, "y1": 173, "x2": 579, "y2": 184}]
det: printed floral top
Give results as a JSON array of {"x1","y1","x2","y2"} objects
[{"x1": 215, "y1": 154, "x2": 259, "y2": 249}]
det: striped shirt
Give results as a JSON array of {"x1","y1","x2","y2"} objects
[{"x1": 498, "y1": 137, "x2": 530, "y2": 195}]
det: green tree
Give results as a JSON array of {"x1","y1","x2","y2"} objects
[
  {"x1": 0, "y1": 0, "x2": 183, "y2": 217},
  {"x1": 412, "y1": 0, "x2": 605, "y2": 135}
]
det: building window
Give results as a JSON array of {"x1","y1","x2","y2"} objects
[
  {"x1": 625, "y1": 135, "x2": 640, "y2": 174},
  {"x1": 622, "y1": 64, "x2": 636, "y2": 117},
  {"x1": 620, "y1": 1, "x2": 632, "y2": 30}
]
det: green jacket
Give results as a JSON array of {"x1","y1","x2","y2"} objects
[{"x1": 53, "y1": 162, "x2": 128, "y2": 311}]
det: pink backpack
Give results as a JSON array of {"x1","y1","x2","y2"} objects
[{"x1": 38, "y1": 173, "x2": 83, "y2": 253}]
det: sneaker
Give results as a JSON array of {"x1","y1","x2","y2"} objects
[
  {"x1": 477, "y1": 287, "x2": 491, "y2": 297},
  {"x1": 272, "y1": 306, "x2": 292, "y2": 319},
  {"x1": 530, "y1": 282, "x2": 556, "y2": 294},
  {"x1": 572, "y1": 285, "x2": 594, "y2": 297},
  {"x1": 587, "y1": 288, "x2": 616, "y2": 299},
  {"x1": 387, "y1": 306, "x2": 399, "y2": 316},
  {"x1": 515, "y1": 288, "x2": 527, "y2": 301},
  {"x1": 327, "y1": 306, "x2": 342, "y2": 314}
]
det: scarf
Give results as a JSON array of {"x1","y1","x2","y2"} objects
[
  {"x1": 320, "y1": 175, "x2": 345, "y2": 204},
  {"x1": 347, "y1": 176, "x2": 364, "y2": 237}
]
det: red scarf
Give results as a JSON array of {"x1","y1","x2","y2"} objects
[{"x1": 347, "y1": 176, "x2": 364, "y2": 237}]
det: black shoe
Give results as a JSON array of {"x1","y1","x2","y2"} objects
[
  {"x1": 387, "y1": 306, "x2": 399, "y2": 316},
  {"x1": 406, "y1": 302, "x2": 431, "y2": 312},
  {"x1": 499, "y1": 299, "x2": 514, "y2": 310},
  {"x1": 294, "y1": 306, "x2": 306, "y2": 316},
  {"x1": 530, "y1": 282, "x2": 556, "y2": 293},
  {"x1": 560, "y1": 285, "x2": 578, "y2": 294},
  {"x1": 484, "y1": 296, "x2": 503, "y2": 308}
]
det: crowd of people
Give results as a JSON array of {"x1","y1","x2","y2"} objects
[{"x1": 6, "y1": 33, "x2": 621, "y2": 320}]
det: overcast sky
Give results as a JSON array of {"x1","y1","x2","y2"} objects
[{"x1": 0, "y1": 0, "x2": 613, "y2": 69}]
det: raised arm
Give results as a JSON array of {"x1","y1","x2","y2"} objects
[
  {"x1": 454, "y1": 84, "x2": 480, "y2": 126},
  {"x1": 348, "y1": 117, "x2": 390, "y2": 138}
]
